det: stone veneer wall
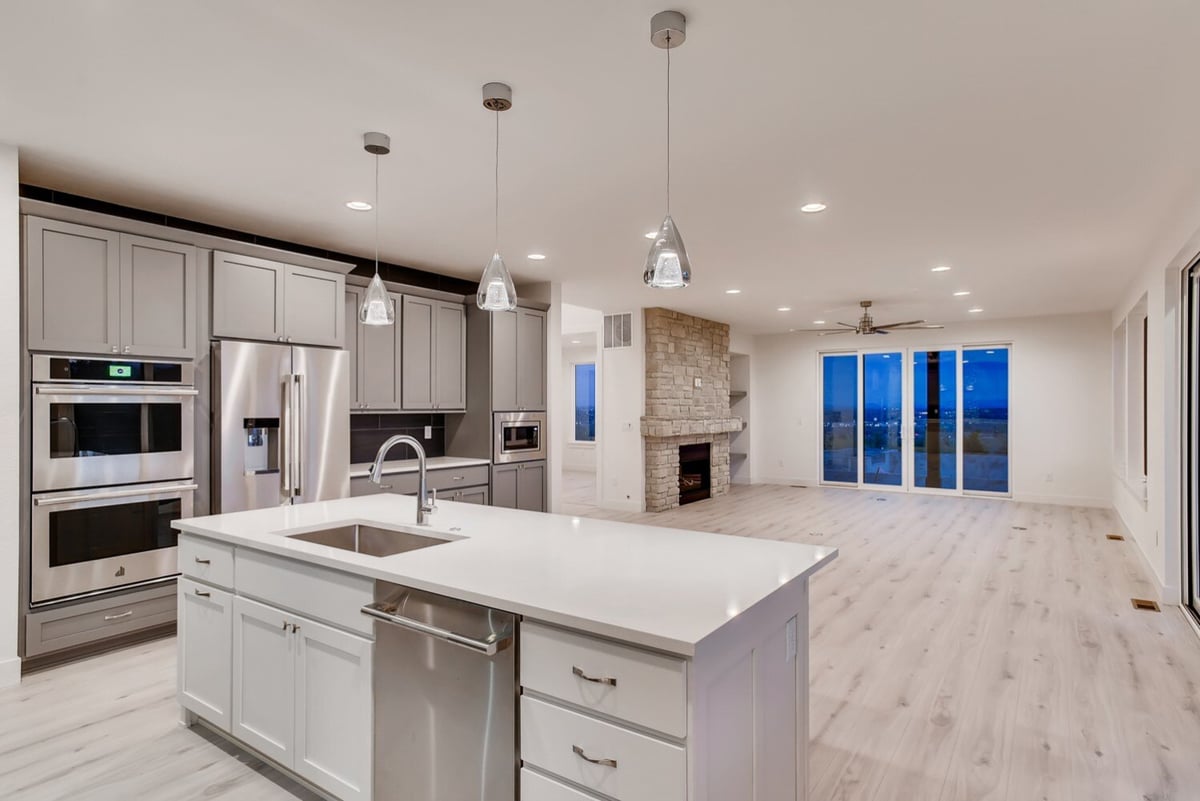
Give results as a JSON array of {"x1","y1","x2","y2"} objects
[{"x1": 641, "y1": 308, "x2": 742, "y2": 512}]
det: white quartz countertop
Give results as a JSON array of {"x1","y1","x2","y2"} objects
[
  {"x1": 173, "y1": 494, "x2": 837, "y2": 656},
  {"x1": 348, "y1": 456, "x2": 491, "y2": 480}
]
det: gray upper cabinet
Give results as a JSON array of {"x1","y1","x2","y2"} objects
[
  {"x1": 491, "y1": 307, "x2": 546, "y2": 411},
  {"x1": 344, "y1": 288, "x2": 361, "y2": 408},
  {"x1": 25, "y1": 217, "x2": 196, "y2": 358},
  {"x1": 491, "y1": 460, "x2": 545, "y2": 512},
  {"x1": 401, "y1": 296, "x2": 465, "y2": 412},
  {"x1": 212, "y1": 251, "x2": 343, "y2": 347},
  {"x1": 361, "y1": 292, "x2": 400, "y2": 410}
]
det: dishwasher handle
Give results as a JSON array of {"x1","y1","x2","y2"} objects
[{"x1": 361, "y1": 603, "x2": 513, "y2": 656}]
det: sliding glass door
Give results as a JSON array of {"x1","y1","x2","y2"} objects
[
  {"x1": 863, "y1": 352, "x2": 904, "y2": 486},
  {"x1": 1188, "y1": 265, "x2": 1200, "y2": 619},
  {"x1": 821, "y1": 346, "x2": 1010, "y2": 496}
]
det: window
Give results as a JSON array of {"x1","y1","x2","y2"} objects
[{"x1": 573, "y1": 363, "x2": 596, "y2": 442}]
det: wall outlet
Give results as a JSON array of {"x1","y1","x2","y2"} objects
[
  {"x1": 694, "y1": 377, "x2": 702, "y2": 388},
  {"x1": 1044, "y1": 473, "x2": 1053, "y2": 483},
  {"x1": 424, "y1": 425, "x2": 432, "y2": 439}
]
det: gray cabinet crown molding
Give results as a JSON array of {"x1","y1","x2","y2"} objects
[
  {"x1": 345, "y1": 273, "x2": 468, "y2": 305},
  {"x1": 20, "y1": 199, "x2": 354, "y2": 277}
]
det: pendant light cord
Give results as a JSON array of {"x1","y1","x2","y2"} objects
[
  {"x1": 666, "y1": 36, "x2": 671, "y2": 215},
  {"x1": 373, "y1": 152, "x2": 380, "y2": 276},
  {"x1": 494, "y1": 110, "x2": 501, "y2": 252}
]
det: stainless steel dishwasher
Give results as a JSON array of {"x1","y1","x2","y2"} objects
[{"x1": 362, "y1": 582, "x2": 517, "y2": 801}]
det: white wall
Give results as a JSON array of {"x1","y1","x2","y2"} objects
[
  {"x1": 752, "y1": 312, "x2": 1113, "y2": 507},
  {"x1": 0, "y1": 144, "x2": 19, "y2": 686},
  {"x1": 562, "y1": 342, "x2": 599, "y2": 472},
  {"x1": 599, "y1": 309, "x2": 644, "y2": 511},
  {"x1": 1109, "y1": 190, "x2": 1200, "y2": 601}
]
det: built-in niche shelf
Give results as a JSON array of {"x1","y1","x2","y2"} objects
[{"x1": 730, "y1": 353, "x2": 751, "y2": 485}]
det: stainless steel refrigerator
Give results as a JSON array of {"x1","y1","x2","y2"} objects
[{"x1": 212, "y1": 340, "x2": 349, "y2": 513}]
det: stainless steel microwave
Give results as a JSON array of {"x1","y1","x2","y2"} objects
[{"x1": 493, "y1": 412, "x2": 546, "y2": 464}]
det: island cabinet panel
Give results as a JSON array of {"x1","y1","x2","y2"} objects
[
  {"x1": 232, "y1": 596, "x2": 296, "y2": 766},
  {"x1": 294, "y1": 616, "x2": 374, "y2": 801},
  {"x1": 177, "y1": 578, "x2": 233, "y2": 732},
  {"x1": 520, "y1": 695, "x2": 687, "y2": 801},
  {"x1": 522, "y1": 769, "x2": 602, "y2": 801},
  {"x1": 235, "y1": 548, "x2": 374, "y2": 637},
  {"x1": 26, "y1": 217, "x2": 197, "y2": 357},
  {"x1": 179, "y1": 536, "x2": 234, "y2": 589},
  {"x1": 212, "y1": 251, "x2": 344, "y2": 346},
  {"x1": 520, "y1": 622, "x2": 687, "y2": 738}
]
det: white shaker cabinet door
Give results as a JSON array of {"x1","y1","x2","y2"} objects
[
  {"x1": 177, "y1": 578, "x2": 233, "y2": 732},
  {"x1": 293, "y1": 616, "x2": 374, "y2": 801},
  {"x1": 232, "y1": 596, "x2": 295, "y2": 768}
]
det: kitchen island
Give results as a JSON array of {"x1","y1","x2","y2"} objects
[{"x1": 173, "y1": 494, "x2": 836, "y2": 801}]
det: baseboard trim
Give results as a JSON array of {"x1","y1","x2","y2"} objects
[
  {"x1": 1113, "y1": 513, "x2": 1174, "y2": 603},
  {"x1": 597, "y1": 497, "x2": 643, "y2": 513},
  {"x1": 1010, "y1": 492, "x2": 1112, "y2": 509},
  {"x1": 0, "y1": 655, "x2": 21, "y2": 688}
]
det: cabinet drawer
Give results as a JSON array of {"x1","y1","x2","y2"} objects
[
  {"x1": 24, "y1": 583, "x2": 176, "y2": 657},
  {"x1": 521, "y1": 622, "x2": 687, "y2": 738},
  {"x1": 522, "y1": 768, "x2": 604, "y2": 801},
  {"x1": 428, "y1": 464, "x2": 490, "y2": 492},
  {"x1": 520, "y1": 696, "x2": 686, "y2": 801},
  {"x1": 235, "y1": 549, "x2": 373, "y2": 637},
  {"x1": 179, "y1": 535, "x2": 235, "y2": 589}
]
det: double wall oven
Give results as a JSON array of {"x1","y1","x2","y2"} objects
[{"x1": 30, "y1": 355, "x2": 196, "y2": 605}]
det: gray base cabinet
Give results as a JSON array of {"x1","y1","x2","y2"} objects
[
  {"x1": 491, "y1": 307, "x2": 546, "y2": 412},
  {"x1": 491, "y1": 461, "x2": 546, "y2": 512},
  {"x1": 213, "y1": 251, "x2": 344, "y2": 347},
  {"x1": 26, "y1": 217, "x2": 197, "y2": 358}
]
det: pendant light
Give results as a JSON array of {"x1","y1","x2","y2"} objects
[
  {"x1": 644, "y1": 10, "x2": 691, "y2": 289},
  {"x1": 359, "y1": 131, "x2": 395, "y2": 325},
  {"x1": 476, "y1": 82, "x2": 518, "y2": 311}
]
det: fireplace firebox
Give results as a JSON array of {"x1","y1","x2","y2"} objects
[{"x1": 678, "y1": 443, "x2": 711, "y2": 505}]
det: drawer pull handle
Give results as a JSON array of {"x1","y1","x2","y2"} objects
[
  {"x1": 103, "y1": 610, "x2": 134, "y2": 621},
  {"x1": 452, "y1": 475, "x2": 466, "y2": 481},
  {"x1": 194, "y1": 589, "x2": 211, "y2": 598},
  {"x1": 572, "y1": 666, "x2": 617, "y2": 687},
  {"x1": 194, "y1": 557, "x2": 211, "y2": 565},
  {"x1": 572, "y1": 745, "x2": 617, "y2": 769}
]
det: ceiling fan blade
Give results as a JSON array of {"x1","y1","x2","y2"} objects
[
  {"x1": 872, "y1": 329, "x2": 890, "y2": 335},
  {"x1": 874, "y1": 320, "x2": 925, "y2": 329},
  {"x1": 887, "y1": 324, "x2": 945, "y2": 330},
  {"x1": 835, "y1": 321, "x2": 857, "y2": 328},
  {"x1": 816, "y1": 329, "x2": 857, "y2": 336}
]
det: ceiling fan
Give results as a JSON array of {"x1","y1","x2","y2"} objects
[{"x1": 798, "y1": 301, "x2": 944, "y2": 336}]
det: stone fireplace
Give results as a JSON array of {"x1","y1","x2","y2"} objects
[{"x1": 641, "y1": 308, "x2": 743, "y2": 512}]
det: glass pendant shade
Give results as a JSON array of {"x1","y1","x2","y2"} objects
[
  {"x1": 643, "y1": 214, "x2": 691, "y2": 288},
  {"x1": 477, "y1": 251, "x2": 517, "y2": 311},
  {"x1": 359, "y1": 273, "x2": 395, "y2": 325}
]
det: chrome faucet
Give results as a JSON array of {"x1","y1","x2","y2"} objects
[{"x1": 369, "y1": 435, "x2": 435, "y2": 526}]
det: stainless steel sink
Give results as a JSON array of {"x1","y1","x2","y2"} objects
[{"x1": 287, "y1": 524, "x2": 453, "y2": 557}]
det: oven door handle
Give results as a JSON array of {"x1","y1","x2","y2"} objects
[
  {"x1": 33, "y1": 483, "x2": 199, "y2": 506},
  {"x1": 34, "y1": 386, "x2": 199, "y2": 397}
]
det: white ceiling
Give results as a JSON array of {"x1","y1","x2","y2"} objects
[{"x1": 4, "y1": 1, "x2": 1200, "y2": 334}]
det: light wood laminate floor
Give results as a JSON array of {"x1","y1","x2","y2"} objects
[{"x1": 2, "y1": 485, "x2": 1199, "y2": 801}]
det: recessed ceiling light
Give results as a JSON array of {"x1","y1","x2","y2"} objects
[
  {"x1": 931, "y1": 265, "x2": 951, "y2": 272},
  {"x1": 644, "y1": 231, "x2": 657, "y2": 239},
  {"x1": 968, "y1": 307, "x2": 983, "y2": 313},
  {"x1": 789, "y1": 328, "x2": 796, "y2": 333},
  {"x1": 800, "y1": 203, "x2": 827, "y2": 213},
  {"x1": 777, "y1": 306, "x2": 792, "y2": 312},
  {"x1": 346, "y1": 200, "x2": 372, "y2": 211},
  {"x1": 954, "y1": 290, "x2": 971, "y2": 296},
  {"x1": 725, "y1": 289, "x2": 742, "y2": 294},
  {"x1": 570, "y1": 339, "x2": 581, "y2": 344},
  {"x1": 812, "y1": 320, "x2": 826, "y2": 324},
  {"x1": 527, "y1": 253, "x2": 546, "y2": 260}
]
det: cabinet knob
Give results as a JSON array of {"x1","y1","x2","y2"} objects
[
  {"x1": 123, "y1": 345, "x2": 131, "y2": 353},
  {"x1": 286, "y1": 336, "x2": 293, "y2": 342},
  {"x1": 111, "y1": 346, "x2": 118, "y2": 353},
  {"x1": 277, "y1": 336, "x2": 283, "y2": 342}
]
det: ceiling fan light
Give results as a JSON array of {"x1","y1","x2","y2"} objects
[{"x1": 644, "y1": 215, "x2": 691, "y2": 288}]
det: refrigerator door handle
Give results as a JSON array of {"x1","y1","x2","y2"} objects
[
  {"x1": 292, "y1": 373, "x2": 305, "y2": 497},
  {"x1": 281, "y1": 376, "x2": 292, "y2": 497}
]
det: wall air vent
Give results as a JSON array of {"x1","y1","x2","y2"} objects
[
  {"x1": 1106, "y1": 533, "x2": 1126, "y2": 541},
  {"x1": 1130, "y1": 598, "x2": 1161, "y2": 612},
  {"x1": 603, "y1": 313, "x2": 633, "y2": 349}
]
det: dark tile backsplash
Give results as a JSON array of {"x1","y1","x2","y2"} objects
[{"x1": 350, "y1": 413, "x2": 446, "y2": 463}]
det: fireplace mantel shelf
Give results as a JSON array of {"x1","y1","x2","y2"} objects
[{"x1": 641, "y1": 416, "x2": 744, "y2": 439}]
